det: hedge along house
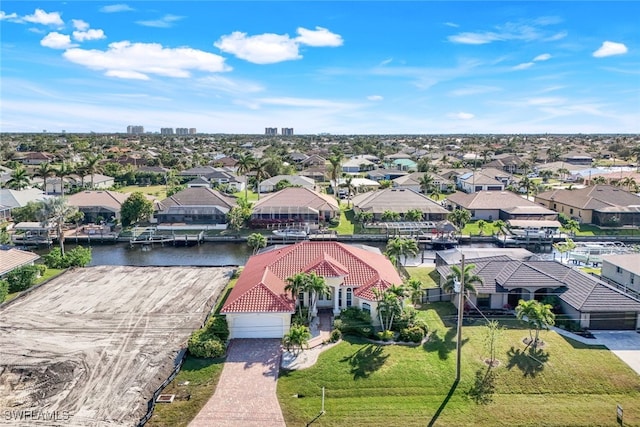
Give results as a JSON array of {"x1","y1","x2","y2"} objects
[
  {"x1": 221, "y1": 241, "x2": 403, "y2": 339},
  {"x1": 436, "y1": 256, "x2": 640, "y2": 330}
]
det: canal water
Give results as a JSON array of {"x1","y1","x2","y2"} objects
[{"x1": 57, "y1": 240, "x2": 549, "y2": 267}]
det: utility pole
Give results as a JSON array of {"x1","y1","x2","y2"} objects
[{"x1": 455, "y1": 254, "x2": 466, "y2": 383}]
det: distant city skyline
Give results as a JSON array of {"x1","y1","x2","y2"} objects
[{"x1": 1, "y1": 1, "x2": 639, "y2": 134}]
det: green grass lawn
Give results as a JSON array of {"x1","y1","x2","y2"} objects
[
  {"x1": 4, "y1": 267, "x2": 65, "y2": 303},
  {"x1": 404, "y1": 266, "x2": 438, "y2": 288},
  {"x1": 117, "y1": 184, "x2": 167, "y2": 199},
  {"x1": 462, "y1": 220, "x2": 501, "y2": 237},
  {"x1": 575, "y1": 224, "x2": 638, "y2": 237},
  {"x1": 233, "y1": 189, "x2": 259, "y2": 202},
  {"x1": 277, "y1": 302, "x2": 640, "y2": 426},
  {"x1": 146, "y1": 356, "x2": 225, "y2": 427},
  {"x1": 330, "y1": 207, "x2": 356, "y2": 235}
]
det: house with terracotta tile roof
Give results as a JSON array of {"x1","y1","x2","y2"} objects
[
  {"x1": 437, "y1": 256, "x2": 640, "y2": 330},
  {"x1": 251, "y1": 187, "x2": 339, "y2": 226},
  {"x1": 535, "y1": 185, "x2": 640, "y2": 226},
  {"x1": 221, "y1": 241, "x2": 403, "y2": 338}
]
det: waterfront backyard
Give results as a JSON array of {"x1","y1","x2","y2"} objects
[{"x1": 277, "y1": 303, "x2": 640, "y2": 426}]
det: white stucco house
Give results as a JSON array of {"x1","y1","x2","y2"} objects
[{"x1": 221, "y1": 241, "x2": 402, "y2": 338}]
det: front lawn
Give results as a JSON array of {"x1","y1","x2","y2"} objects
[
  {"x1": 277, "y1": 302, "x2": 640, "y2": 426},
  {"x1": 404, "y1": 266, "x2": 439, "y2": 288},
  {"x1": 117, "y1": 184, "x2": 167, "y2": 199}
]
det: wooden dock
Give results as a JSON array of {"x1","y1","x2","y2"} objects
[{"x1": 130, "y1": 231, "x2": 205, "y2": 247}]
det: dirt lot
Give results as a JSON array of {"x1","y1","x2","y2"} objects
[{"x1": 0, "y1": 265, "x2": 233, "y2": 426}]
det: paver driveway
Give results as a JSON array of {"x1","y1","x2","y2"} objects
[{"x1": 189, "y1": 339, "x2": 286, "y2": 427}]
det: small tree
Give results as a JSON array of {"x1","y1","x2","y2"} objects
[
  {"x1": 405, "y1": 277, "x2": 425, "y2": 306},
  {"x1": 515, "y1": 299, "x2": 555, "y2": 349},
  {"x1": 477, "y1": 219, "x2": 487, "y2": 236},
  {"x1": 121, "y1": 192, "x2": 154, "y2": 227},
  {"x1": 374, "y1": 288, "x2": 403, "y2": 332},
  {"x1": 282, "y1": 324, "x2": 312, "y2": 355},
  {"x1": 484, "y1": 320, "x2": 504, "y2": 366},
  {"x1": 227, "y1": 206, "x2": 246, "y2": 235},
  {"x1": 247, "y1": 233, "x2": 267, "y2": 254},
  {"x1": 449, "y1": 208, "x2": 471, "y2": 230},
  {"x1": 0, "y1": 279, "x2": 8, "y2": 303},
  {"x1": 405, "y1": 209, "x2": 423, "y2": 222},
  {"x1": 443, "y1": 263, "x2": 483, "y2": 296}
]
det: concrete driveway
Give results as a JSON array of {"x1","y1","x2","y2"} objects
[
  {"x1": 189, "y1": 339, "x2": 286, "y2": 427},
  {"x1": 591, "y1": 331, "x2": 640, "y2": 376}
]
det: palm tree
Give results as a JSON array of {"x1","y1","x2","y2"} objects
[
  {"x1": 235, "y1": 153, "x2": 255, "y2": 201},
  {"x1": 37, "y1": 197, "x2": 78, "y2": 256},
  {"x1": 591, "y1": 176, "x2": 608, "y2": 185},
  {"x1": 443, "y1": 263, "x2": 483, "y2": 296},
  {"x1": 246, "y1": 232, "x2": 267, "y2": 255},
  {"x1": 5, "y1": 166, "x2": 31, "y2": 190},
  {"x1": 285, "y1": 273, "x2": 307, "y2": 320},
  {"x1": 83, "y1": 153, "x2": 103, "y2": 189},
  {"x1": 560, "y1": 219, "x2": 580, "y2": 237},
  {"x1": 304, "y1": 273, "x2": 329, "y2": 321},
  {"x1": 419, "y1": 172, "x2": 434, "y2": 195},
  {"x1": 621, "y1": 176, "x2": 637, "y2": 192},
  {"x1": 515, "y1": 299, "x2": 555, "y2": 349},
  {"x1": 374, "y1": 288, "x2": 403, "y2": 332},
  {"x1": 328, "y1": 154, "x2": 342, "y2": 194},
  {"x1": 282, "y1": 324, "x2": 312, "y2": 356},
  {"x1": 252, "y1": 158, "x2": 271, "y2": 200},
  {"x1": 477, "y1": 219, "x2": 487, "y2": 236},
  {"x1": 448, "y1": 208, "x2": 471, "y2": 230},
  {"x1": 556, "y1": 167, "x2": 570, "y2": 181},
  {"x1": 385, "y1": 237, "x2": 419, "y2": 267},
  {"x1": 34, "y1": 162, "x2": 55, "y2": 195},
  {"x1": 405, "y1": 277, "x2": 424, "y2": 306},
  {"x1": 54, "y1": 161, "x2": 73, "y2": 196}
]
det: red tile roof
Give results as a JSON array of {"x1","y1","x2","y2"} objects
[{"x1": 221, "y1": 241, "x2": 402, "y2": 313}]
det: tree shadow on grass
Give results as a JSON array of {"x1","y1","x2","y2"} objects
[
  {"x1": 423, "y1": 327, "x2": 469, "y2": 360},
  {"x1": 340, "y1": 344, "x2": 389, "y2": 380},
  {"x1": 466, "y1": 366, "x2": 497, "y2": 404},
  {"x1": 506, "y1": 346, "x2": 549, "y2": 377}
]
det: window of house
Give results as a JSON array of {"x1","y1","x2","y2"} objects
[
  {"x1": 298, "y1": 291, "x2": 305, "y2": 307},
  {"x1": 338, "y1": 289, "x2": 342, "y2": 308},
  {"x1": 346, "y1": 288, "x2": 352, "y2": 307},
  {"x1": 570, "y1": 208, "x2": 574, "y2": 214},
  {"x1": 616, "y1": 266, "x2": 622, "y2": 274},
  {"x1": 362, "y1": 302, "x2": 371, "y2": 313}
]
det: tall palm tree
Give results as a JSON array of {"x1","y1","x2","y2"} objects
[
  {"x1": 82, "y1": 154, "x2": 104, "y2": 189},
  {"x1": 374, "y1": 288, "x2": 403, "y2": 331},
  {"x1": 385, "y1": 237, "x2": 419, "y2": 267},
  {"x1": 285, "y1": 273, "x2": 307, "y2": 319},
  {"x1": 443, "y1": 263, "x2": 483, "y2": 296},
  {"x1": 37, "y1": 197, "x2": 78, "y2": 256},
  {"x1": 405, "y1": 277, "x2": 424, "y2": 306},
  {"x1": 54, "y1": 161, "x2": 73, "y2": 196},
  {"x1": 235, "y1": 153, "x2": 255, "y2": 201},
  {"x1": 5, "y1": 166, "x2": 31, "y2": 190},
  {"x1": 304, "y1": 273, "x2": 329, "y2": 321},
  {"x1": 246, "y1": 232, "x2": 267, "y2": 255},
  {"x1": 34, "y1": 162, "x2": 55, "y2": 195},
  {"x1": 328, "y1": 154, "x2": 342, "y2": 194},
  {"x1": 252, "y1": 158, "x2": 271, "y2": 200},
  {"x1": 419, "y1": 172, "x2": 434, "y2": 195}
]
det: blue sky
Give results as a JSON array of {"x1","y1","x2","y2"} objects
[{"x1": 1, "y1": 1, "x2": 638, "y2": 134}]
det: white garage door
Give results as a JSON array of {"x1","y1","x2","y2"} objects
[{"x1": 231, "y1": 313, "x2": 287, "y2": 338}]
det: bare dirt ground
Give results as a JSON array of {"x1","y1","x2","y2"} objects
[{"x1": 0, "y1": 265, "x2": 233, "y2": 426}]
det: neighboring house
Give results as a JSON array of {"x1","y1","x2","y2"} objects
[
  {"x1": 156, "y1": 187, "x2": 236, "y2": 229},
  {"x1": 392, "y1": 172, "x2": 454, "y2": 193},
  {"x1": 391, "y1": 158, "x2": 417, "y2": 171},
  {"x1": 0, "y1": 188, "x2": 50, "y2": 220},
  {"x1": 457, "y1": 168, "x2": 510, "y2": 193},
  {"x1": 535, "y1": 185, "x2": 640, "y2": 226},
  {"x1": 600, "y1": 254, "x2": 640, "y2": 298},
  {"x1": 81, "y1": 174, "x2": 115, "y2": 189},
  {"x1": 436, "y1": 256, "x2": 640, "y2": 330},
  {"x1": 186, "y1": 176, "x2": 211, "y2": 188},
  {"x1": 351, "y1": 188, "x2": 449, "y2": 221},
  {"x1": 0, "y1": 247, "x2": 40, "y2": 277},
  {"x1": 446, "y1": 190, "x2": 557, "y2": 221},
  {"x1": 179, "y1": 166, "x2": 245, "y2": 192},
  {"x1": 342, "y1": 158, "x2": 375, "y2": 174},
  {"x1": 484, "y1": 154, "x2": 527, "y2": 175},
  {"x1": 334, "y1": 177, "x2": 380, "y2": 194},
  {"x1": 13, "y1": 152, "x2": 55, "y2": 166},
  {"x1": 299, "y1": 166, "x2": 328, "y2": 182},
  {"x1": 300, "y1": 154, "x2": 327, "y2": 168},
  {"x1": 367, "y1": 169, "x2": 408, "y2": 182},
  {"x1": 563, "y1": 153, "x2": 593, "y2": 166},
  {"x1": 221, "y1": 241, "x2": 403, "y2": 338},
  {"x1": 258, "y1": 175, "x2": 315, "y2": 193},
  {"x1": 66, "y1": 190, "x2": 130, "y2": 223},
  {"x1": 251, "y1": 187, "x2": 339, "y2": 225}
]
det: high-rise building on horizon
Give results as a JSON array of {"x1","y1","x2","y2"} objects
[
  {"x1": 281, "y1": 127, "x2": 294, "y2": 136},
  {"x1": 265, "y1": 127, "x2": 278, "y2": 136},
  {"x1": 127, "y1": 125, "x2": 144, "y2": 134},
  {"x1": 160, "y1": 128, "x2": 174, "y2": 135},
  {"x1": 176, "y1": 128, "x2": 189, "y2": 135},
  {"x1": 189, "y1": 128, "x2": 197, "y2": 135}
]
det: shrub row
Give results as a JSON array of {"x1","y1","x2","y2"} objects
[{"x1": 187, "y1": 315, "x2": 229, "y2": 359}]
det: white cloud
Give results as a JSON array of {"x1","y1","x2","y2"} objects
[
  {"x1": 534, "y1": 53, "x2": 552, "y2": 61},
  {"x1": 136, "y1": 14, "x2": 184, "y2": 28},
  {"x1": 0, "y1": 11, "x2": 18, "y2": 21},
  {"x1": 593, "y1": 41, "x2": 628, "y2": 58},
  {"x1": 449, "y1": 112, "x2": 475, "y2": 120},
  {"x1": 63, "y1": 41, "x2": 231, "y2": 79},
  {"x1": 72, "y1": 19, "x2": 89, "y2": 31},
  {"x1": 295, "y1": 26, "x2": 343, "y2": 47},
  {"x1": 379, "y1": 58, "x2": 393, "y2": 66},
  {"x1": 73, "y1": 29, "x2": 106, "y2": 42},
  {"x1": 23, "y1": 9, "x2": 64, "y2": 27},
  {"x1": 513, "y1": 62, "x2": 534, "y2": 70},
  {"x1": 41, "y1": 32, "x2": 76, "y2": 49},
  {"x1": 448, "y1": 18, "x2": 564, "y2": 45},
  {"x1": 367, "y1": 95, "x2": 383, "y2": 101},
  {"x1": 215, "y1": 27, "x2": 343, "y2": 64},
  {"x1": 215, "y1": 31, "x2": 300, "y2": 64},
  {"x1": 444, "y1": 22, "x2": 459, "y2": 28},
  {"x1": 449, "y1": 85, "x2": 501, "y2": 97},
  {"x1": 100, "y1": 4, "x2": 134, "y2": 13}
]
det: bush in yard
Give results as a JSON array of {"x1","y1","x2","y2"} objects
[
  {"x1": 44, "y1": 247, "x2": 92, "y2": 269},
  {"x1": 330, "y1": 328, "x2": 342, "y2": 342},
  {"x1": 393, "y1": 306, "x2": 418, "y2": 332},
  {"x1": 207, "y1": 315, "x2": 230, "y2": 341},
  {"x1": 188, "y1": 330, "x2": 226, "y2": 358},
  {"x1": 5, "y1": 265, "x2": 40, "y2": 293},
  {"x1": 0, "y1": 280, "x2": 8, "y2": 303},
  {"x1": 377, "y1": 330, "x2": 395, "y2": 341},
  {"x1": 399, "y1": 326, "x2": 425, "y2": 343},
  {"x1": 334, "y1": 307, "x2": 374, "y2": 338}
]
